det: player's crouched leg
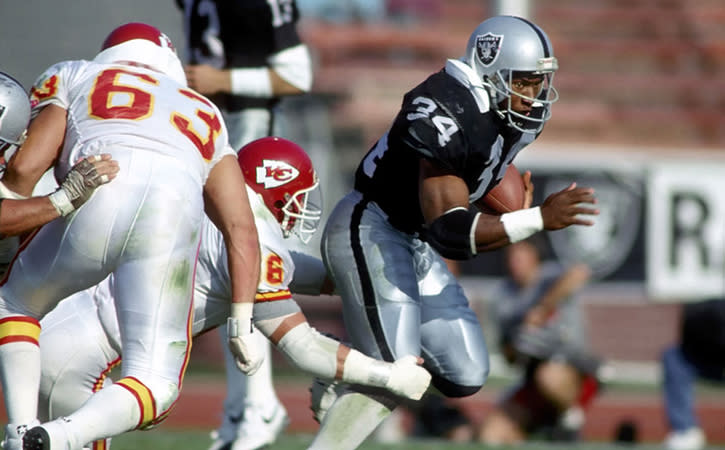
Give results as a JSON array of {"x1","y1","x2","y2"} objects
[
  {"x1": 22, "y1": 376, "x2": 182, "y2": 450},
  {"x1": 116, "y1": 376, "x2": 181, "y2": 430}
]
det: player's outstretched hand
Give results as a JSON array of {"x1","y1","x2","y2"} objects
[
  {"x1": 540, "y1": 182, "x2": 599, "y2": 230},
  {"x1": 49, "y1": 154, "x2": 119, "y2": 216}
]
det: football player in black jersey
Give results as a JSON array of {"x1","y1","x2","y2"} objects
[
  {"x1": 175, "y1": 1, "x2": 313, "y2": 449},
  {"x1": 308, "y1": 15, "x2": 599, "y2": 450}
]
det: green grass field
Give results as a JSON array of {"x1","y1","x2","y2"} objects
[{"x1": 109, "y1": 429, "x2": 725, "y2": 450}]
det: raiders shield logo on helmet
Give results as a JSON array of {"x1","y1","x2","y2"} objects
[{"x1": 476, "y1": 33, "x2": 503, "y2": 66}]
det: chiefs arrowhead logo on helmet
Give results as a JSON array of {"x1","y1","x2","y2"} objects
[{"x1": 256, "y1": 160, "x2": 300, "y2": 189}]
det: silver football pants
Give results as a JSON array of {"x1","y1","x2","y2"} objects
[{"x1": 321, "y1": 191, "x2": 490, "y2": 396}]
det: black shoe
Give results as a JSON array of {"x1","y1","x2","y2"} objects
[{"x1": 22, "y1": 427, "x2": 50, "y2": 450}]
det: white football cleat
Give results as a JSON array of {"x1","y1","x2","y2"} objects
[
  {"x1": 2, "y1": 420, "x2": 39, "y2": 450},
  {"x1": 230, "y1": 402, "x2": 289, "y2": 450},
  {"x1": 385, "y1": 355, "x2": 431, "y2": 400},
  {"x1": 664, "y1": 427, "x2": 705, "y2": 450}
]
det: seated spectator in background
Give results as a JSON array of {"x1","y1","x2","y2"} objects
[
  {"x1": 662, "y1": 297, "x2": 725, "y2": 450},
  {"x1": 477, "y1": 238, "x2": 605, "y2": 445}
]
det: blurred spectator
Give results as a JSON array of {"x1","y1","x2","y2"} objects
[
  {"x1": 387, "y1": 0, "x2": 441, "y2": 24},
  {"x1": 411, "y1": 394, "x2": 474, "y2": 442},
  {"x1": 662, "y1": 298, "x2": 725, "y2": 450},
  {"x1": 297, "y1": 0, "x2": 386, "y2": 23},
  {"x1": 477, "y1": 238, "x2": 605, "y2": 445}
]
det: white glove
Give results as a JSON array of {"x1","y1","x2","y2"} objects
[
  {"x1": 227, "y1": 303, "x2": 264, "y2": 375},
  {"x1": 49, "y1": 155, "x2": 113, "y2": 216}
]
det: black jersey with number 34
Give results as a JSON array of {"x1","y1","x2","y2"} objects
[{"x1": 354, "y1": 68, "x2": 536, "y2": 234}]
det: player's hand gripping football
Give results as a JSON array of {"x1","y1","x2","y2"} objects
[
  {"x1": 227, "y1": 303, "x2": 264, "y2": 375},
  {"x1": 49, "y1": 153, "x2": 119, "y2": 216},
  {"x1": 540, "y1": 182, "x2": 599, "y2": 230}
]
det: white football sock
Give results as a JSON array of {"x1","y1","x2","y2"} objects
[
  {"x1": 60, "y1": 383, "x2": 142, "y2": 447},
  {"x1": 0, "y1": 341, "x2": 40, "y2": 424}
]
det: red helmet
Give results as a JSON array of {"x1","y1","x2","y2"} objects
[
  {"x1": 101, "y1": 22, "x2": 176, "y2": 52},
  {"x1": 238, "y1": 137, "x2": 322, "y2": 243},
  {"x1": 95, "y1": 23, "x2": 185, "y2": 85}
]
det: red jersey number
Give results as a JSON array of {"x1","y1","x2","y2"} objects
[{"x1": 88, "y1": 68, "x2": 221, "y2": 160}]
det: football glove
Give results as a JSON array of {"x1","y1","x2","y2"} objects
[
  {"x1": 227, "y1": 302, "x2": 264, "y2": 375},
  {"x1": 49, "y1": 154, "x2": 115, "y2": 216}
]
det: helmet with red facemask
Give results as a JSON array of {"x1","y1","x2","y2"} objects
[
  {"x1": 94, "y1": 22, "x2": 186, "y2": 85},
  {"x1": 238, "y1": 137, "x2": 322, "y2": 244}
]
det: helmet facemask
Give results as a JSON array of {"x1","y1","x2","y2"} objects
[
  {"x1": 279, "y1": 180, "x2": 322, "y2": 244},
  {"x1": 0, "y1": 129, "x2": 27, "y2": 165},
  {"x1": 485, "y1": 66, "x2": 558, "y2": 134}
]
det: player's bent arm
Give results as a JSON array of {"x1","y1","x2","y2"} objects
[
  {"x1": 418, "y1": 159, "x2": 509, "y2": 257},
  {"x1": 255, "y1": 311, "x2": 430, "y2": 401},
  {"x1": 204, "y1": 155, "x2": 261, "y2": 306},
  {"x1": 0, "y1": 154, "x2": 119, "y2": 237},
  {"x1": 3, "y1": 104, "x2": 67, "y2": 196},
  {"x1": 204, "y1": 154, "x2": 263, "y2": 374},
  {"x1": 229, "y1": 43, "x2": 313, "y2": 97},
  {"x1": 185, "y1": 45, "x2": 312, "y2": 99},
  {"x1": 0, "y1": 197, "x2": 61, "y2": 237}
]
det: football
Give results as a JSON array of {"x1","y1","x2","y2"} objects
[{"x1": 477, "y1": 164, "x2": 526, "y2": 213}]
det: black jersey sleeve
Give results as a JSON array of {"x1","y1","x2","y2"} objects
[{"x1": 394, "y1": 85, "x2": 468, "y2": 175}]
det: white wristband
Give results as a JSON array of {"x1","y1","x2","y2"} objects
[
  {"x1": 230, "y1": 67, "x2": 273, "y2": 97},
  {"x1": 229, "y1": 302, "x2": 254, "y2": 336},
  {"x1": 48, "y1": 189, "x2": 75, "y2": 217},
  {"x1": 500, "y1": 207, "x2": 544, "y2": 243}
]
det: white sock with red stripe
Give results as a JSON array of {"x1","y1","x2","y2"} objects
[
  {"x1": 56, "y1": 383, "x2": 142, "y2": 448},
  {"x1": 0, "y1": 341, "x2": 41, "y2": 424}
]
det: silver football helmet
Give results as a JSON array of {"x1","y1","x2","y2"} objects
[
  {"x1": 463, "y1": 15, "x2": 559, "y2": 134},
  {"x1": 0, "y1": 72, "x2": 30, "y2": 159}
]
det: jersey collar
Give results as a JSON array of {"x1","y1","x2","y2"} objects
[{"x1": 445, "y1": 59, "x2": 490, "y2": 114}]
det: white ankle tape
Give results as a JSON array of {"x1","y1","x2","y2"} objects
[{"x1": 500, "y1": 207, "x2": 543, "y2": 243}]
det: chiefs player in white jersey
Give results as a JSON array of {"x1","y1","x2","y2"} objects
[
  {"x1": 0, "y1": 23, "x2": 262, "y2": 450},
  {"x1": 34, "y1": 137, "x2": 431, "y2": 449}
]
